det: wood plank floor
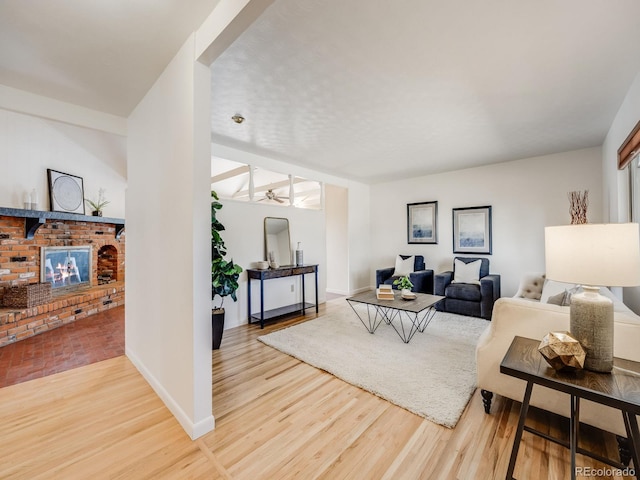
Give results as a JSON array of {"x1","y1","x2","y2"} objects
[{"x1": 0, "y1": 300, "x2": 633, "y2": 479}]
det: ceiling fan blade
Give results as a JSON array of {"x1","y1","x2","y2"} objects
[{"x1": 275, "y1": 198, "x2": 284, "y2": 203}]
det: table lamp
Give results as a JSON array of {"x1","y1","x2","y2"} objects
[{"x1": 544, "y1": 223, "x2": 640, "y2": 372}]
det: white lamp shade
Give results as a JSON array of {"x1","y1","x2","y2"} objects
[{"x1": 545, "y1": 223, "x2": 640, "y2": 287}]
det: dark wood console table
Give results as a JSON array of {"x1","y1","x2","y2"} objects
[
  {"x1": 501, "y1": 336, "x2": 640, "y2": 480},
  {"x1": 247, "y1": 265, "x2": 319, "y2": 328}
]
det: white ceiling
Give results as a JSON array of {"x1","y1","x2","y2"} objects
[
  {"x1": 2, "y1": 1, "x2": 640, "y2": 184},
  {"x1": 210, "y1": 0, "x2": 640, "y2": 183},
  {"x1": 0, "y1": 0, "x2": 221, "y2": 116}
]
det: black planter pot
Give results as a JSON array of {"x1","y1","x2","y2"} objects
[{"x1": 212, "y1": 308, "x2": 225, "y2": 350}]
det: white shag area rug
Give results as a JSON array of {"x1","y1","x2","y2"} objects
[{"x1": 258, "y1": 302, "x2": 489, "y2": 428}]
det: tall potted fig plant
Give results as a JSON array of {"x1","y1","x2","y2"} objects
[{"x1": 211, "y1": 190, "x2": 242, "y2": 350}]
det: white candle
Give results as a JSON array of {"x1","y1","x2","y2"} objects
[
  {"x1": 23, "y1": 191, "x2": 31, "y2": 209},
  {"x1": 30, "y1": 189, "x2": 38, "y2": 210}
]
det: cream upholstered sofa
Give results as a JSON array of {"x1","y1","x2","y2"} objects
[{"x1": 476, "y1": 273, "x2": 640, "y2": 438}]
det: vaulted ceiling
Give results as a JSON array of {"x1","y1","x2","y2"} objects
[
  {"x1": 0, "y1": 0, "x2": 221, "y2": 116},
  {"x1": 2, "y1": 1, "x2": 640, "y2": 184}
]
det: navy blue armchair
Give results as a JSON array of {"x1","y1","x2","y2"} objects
[
  {"x1": 434, "y1": 257, "x2": 500, "y2": 320},
  {"x1": 375, "y1": 255, "x2": 434, "y2": 294}
]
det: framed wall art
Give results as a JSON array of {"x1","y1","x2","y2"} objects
[
  {"x1": 407, "y1": 201, "x2": 438, "y2": 244},
  {"x1": 452, "y1": 205, "x2": 492, "y2": 254},
  {"x1": 47, "y1": 169, "x2": 85, "y2": 214}
]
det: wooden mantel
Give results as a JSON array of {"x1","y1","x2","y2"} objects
[{"x1": 0, "y1": 207, "x2": 125, "y2": 239}]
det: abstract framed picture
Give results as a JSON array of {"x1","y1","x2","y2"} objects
[
  {"x1": 47, "y1": 169, "x2": 85, "y2": 214},
  {"x1": 452, "y1": 206, "x2": 492, "y2": 254},
  {"x1": 407, "y1": 201, "x2": 438, "y2": 244}
]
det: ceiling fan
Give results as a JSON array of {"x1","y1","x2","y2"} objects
[{"x1": 260, "y1": 189, "x2": 289, "y2": 204}]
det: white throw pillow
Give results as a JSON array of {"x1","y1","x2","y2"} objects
[
  {"x1": 393, "y1": 255, "x2": 415, "y2": 277},
  {"x1": 452, "y1": 259, "x2": 482, "y2": 285},
  {"x1": 540, "y1": 279, "x2": 577, "y2": 304}
]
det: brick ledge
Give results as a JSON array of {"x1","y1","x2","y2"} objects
[{"x1": 0, "y1": 281, "x2": 125, "y2": 346}]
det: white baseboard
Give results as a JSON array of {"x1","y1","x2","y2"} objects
[
  {"x1": 351, "y1": 286, "x2": 371, "y2": 294},
  {"x1": 125, "y1": 347, "x2": 215, "y2": 440},
  {"x1": 326, "y1": 288, "x2": 349, "y2": 295},
  {"x1": 327, "y1": 286, "x2": 371, "y2": 296}
]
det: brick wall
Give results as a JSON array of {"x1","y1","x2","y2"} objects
[{"x1": 0, "y1": 215, "x2": 125, "y2": 346}]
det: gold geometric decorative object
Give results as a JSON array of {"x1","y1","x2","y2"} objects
[{"x1": 538, "y1": 331, "x2": 586, "y2": 372}]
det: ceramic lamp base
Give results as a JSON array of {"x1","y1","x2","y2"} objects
[{"x1": 569, "y1": 286, "x2": 614, "y2": 373}]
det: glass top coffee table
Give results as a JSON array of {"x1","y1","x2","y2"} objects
[{"x1": 346, "y1": 290, "x2": 444, "y2": 343}]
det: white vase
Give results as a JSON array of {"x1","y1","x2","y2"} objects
[{"x1": 401, "y1": 288, "x2": 412, "y2": 296}]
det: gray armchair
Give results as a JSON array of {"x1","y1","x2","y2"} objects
[
  {"x1": 434, "y1": 257, "x2": 500, "y2": 319},
  {"x1": 375, "y1": 255, "x2": 434, "y2": 294}
]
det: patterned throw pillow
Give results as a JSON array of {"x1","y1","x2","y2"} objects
[
  {"x1": 547, "y1": 290, "x2": 572, "y2": 306},
  {"x1": 540, "y1": 279, "x2": 577, "y2": 304}
]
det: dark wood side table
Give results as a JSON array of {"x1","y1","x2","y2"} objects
[
  {"x1": 246, "y1": 265, "x2": 319, "y2": 328},
  {"x1": 500, "y1": 336, "x2": 640, "y2": 480}
]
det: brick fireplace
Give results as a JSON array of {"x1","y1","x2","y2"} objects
[{"x1": 0, "y1": 209, "x2": 125, "y2": 347}]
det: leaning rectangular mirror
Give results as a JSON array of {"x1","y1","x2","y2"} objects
[{"x1": 264, "y1": 217, "x2": 292, "y2": 266}]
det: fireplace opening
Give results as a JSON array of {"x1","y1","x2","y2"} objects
[
  {"x1": 97, "y1": 245, "x2": 118, "y2": 284},
  {"x1": 41, "y1": 246, "x2": 92, "y2": 289}
]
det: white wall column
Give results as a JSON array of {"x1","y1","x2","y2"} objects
[
  {"x1": 126, "y1": 34, "x2": 213, "y2": 439},
  {"x1": 125, "y1": 0, "x2": 274, "y2": 440}
]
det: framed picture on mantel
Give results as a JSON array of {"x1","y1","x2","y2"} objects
[
  {"x1": 47, "y1": 169, "x2": 85, "y2": 215},
  {"x1": 407, "y1": 201, "x2": 438, "y2": 244}
]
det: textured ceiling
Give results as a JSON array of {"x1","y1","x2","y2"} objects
[
  {"x1": 211, "y1": 0, "x2": 640, "y2": 183},
  {"x1": 0, "y1": 0, "x2": 221, "y2": 116}
]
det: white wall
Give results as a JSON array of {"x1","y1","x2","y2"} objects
[
  {"x1": 602, "y1": 72, "x2": 640, "y2": 224},
  {"x1": 370, "y1": 147, "x2": 603, "y2": 298},
  {"x1": 347, "y1": 181, "x2": 371, "y2": 293},
  {"x1": 603, "y1": 72, "x2": 640, "y2": 312},
  {"x1": 325, "y1": 184, "x2": 349, "y2": 294},
  {"x1": 0, "y1": 108, "x2": 126, "y2": 217},
  {"x1": 126, "y1": 35, "x2": 214, "y2": 440}
]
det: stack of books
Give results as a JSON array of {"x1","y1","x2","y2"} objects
[{"x1": 376, "y1": 284, "x2": 394, "y2": 300}]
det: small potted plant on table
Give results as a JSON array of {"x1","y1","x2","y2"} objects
[{"x1": 393, "y1": 275, "x2": 414, "y2": 297}]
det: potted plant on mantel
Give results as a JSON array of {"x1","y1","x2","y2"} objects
[
  {"x1": 211, "y1": 190, "x2": 242, "y2": 350},
  {"x1": 84, "y1": 188, "x2": 110, "y2": 216}
]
